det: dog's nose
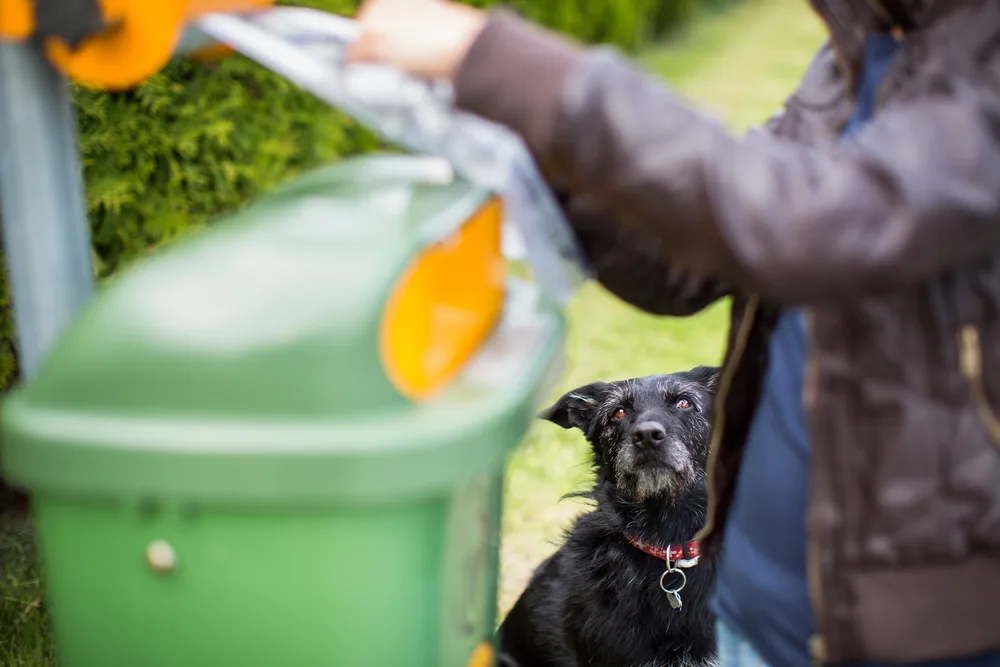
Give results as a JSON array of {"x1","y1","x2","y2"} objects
[{"x1": 632, "y1": 422, "x2": 667, "y2": 447}]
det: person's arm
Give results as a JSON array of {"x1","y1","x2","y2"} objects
[
  {"x1": 554, "y1": 43, "x2": 851, "y2": 314},
  {"x1": 454, "y1": 11, "x2": 1000, "y2": 304},
  {"x1": 559, "y1": 190, "x2": 731, "y2": 315}
]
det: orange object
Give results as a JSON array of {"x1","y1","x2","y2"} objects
[
  {"x1": 0, "y1": 0, "x2": 34, "y2": 40},
  {"x1": 466, "y1": 641, "x2": 496, "y2": 667},
  {"x1": 43, "y1": 0, "x2": 274, "y2": 90},
  {"x1": 187, "y1": 42, "x2": 236, "y2": 63},
  {"x1": 380, "y1": 197, "x2": 506, "y2": 401}
]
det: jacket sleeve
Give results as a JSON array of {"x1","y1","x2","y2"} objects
[
  {"x1": 555, "y1": 48, "x2": 851, "y2": 316},
  {"x1": 558, "y1": 190, "x2": 731, "y2": 315},
  {"x1": 454, "y1": 11, "x2": 1000, "y2": 304}
]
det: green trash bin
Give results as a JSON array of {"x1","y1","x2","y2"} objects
[{"x1": 0, "y1": 154, "x2": 566, "y2": 667}]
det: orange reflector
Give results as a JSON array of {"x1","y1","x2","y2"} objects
[
  {"x1": 0, "y1": 0, "x2": 34, "y2": 40},
  {"x1": 43, "y1": 0, "x2": 274, "y2": 90},
  {"x1": 380, "y1": 196, "x2": 505, "y2": 401}
]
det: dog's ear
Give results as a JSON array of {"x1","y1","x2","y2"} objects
[
  {"x1": 688, "y1": 365, "x2": 721, "y2": 392},
  {"x1": 539, "y1": 381, "x2": 611, "y2": 431}
]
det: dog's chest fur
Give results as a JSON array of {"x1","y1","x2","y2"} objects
[
  {"x1": 567, "y1": 509, "x2": 716, "y2": 665},
  {"x1": 499, "y1": 369, "x2": 721, "y2": 667},
  {"x1": 499, "y1": 496, "x2": 718, "y2": 667}
]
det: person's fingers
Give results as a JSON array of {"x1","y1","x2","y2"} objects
[
  {"x1": 353, "y1": 0, "x2": 376, "y2": 21},
  {"x1": 349, "y1": 0, "x2": 402, "y2": 64},
  {"x1": 347, "y1": 0, "x2": 484, "y2": 79},
  {"x1": 354, "y1": 0, "x2": 410, "y2": 24},
  {"x1": 350, "y1": 0, "x2": 380, "y2": 57},
  {"x1": 346, "y1": 31, "x2": 380, "y2": 63}
]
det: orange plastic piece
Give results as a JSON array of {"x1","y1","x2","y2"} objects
[
  {"x1": 187, "y1": 42, "x2": 236, "y2": 63},
  {"x1": 0, "y1": 0, "x2": 34, "y2": 40},
  {"x1": 380, "y1": 197, "x2": 506, "y2": 401},
  {"x1": 43, "y1": 0, "x2": 274, "y2": 90},
  {"x1": 466, "y1": 641, "x2": 496, "y2": 667}
]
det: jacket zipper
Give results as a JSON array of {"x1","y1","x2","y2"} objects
[
  {"x1": 805, "y1": 9, "x2": 898, "y2": 662},
  {"x1": 699, "y1": 295, "x2": 759, "y2": 542},
  {"x1": 873, "y1": 26, "x2": 905, "y2": 111},
  {"x1": 803, "y1": 310, "x2": 828, "y2": 666},
  {"x1": 830, "y1": 0, "x2": 903, "y2": 109},
  {"x1": 958, "y1": 324, "x2": 1000, "y2": 449}
]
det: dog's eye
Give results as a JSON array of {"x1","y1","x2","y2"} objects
[
  {"x1": 676, "y1": 398, "x2": 693, "y2": 410},
  {"x1": 613, "y1": 407, "x2": 627, "y2": 419}
]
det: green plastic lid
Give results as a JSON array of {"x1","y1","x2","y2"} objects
[{"x1": 0, "y1": 154, "x2": 565, "y2": 505}]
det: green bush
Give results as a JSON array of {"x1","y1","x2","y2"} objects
[
  {"x1": 651, "y1": 0, "x2": 701, "y2": 36},
  {"x1": 0, "y1": 0, "x2": 733, "y2": 394}
]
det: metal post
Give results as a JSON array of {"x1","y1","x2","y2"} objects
[{"x1": 0, "y1": 37, "x2": 96, "y2": 379}]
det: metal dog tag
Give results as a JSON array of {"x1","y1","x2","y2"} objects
[{"x1": 660, "y1": 565, "x2": 687, "y2": 611}]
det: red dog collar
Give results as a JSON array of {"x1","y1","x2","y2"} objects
[{"x1": 626, "y1": 535, "x2": 700, "y2": 563}]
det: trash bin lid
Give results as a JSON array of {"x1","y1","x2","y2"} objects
[{"x1": 0, "y1": 155, "x2": 566, "y2": 504}]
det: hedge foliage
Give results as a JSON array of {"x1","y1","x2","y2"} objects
[{"x1": 0, "y1": 0, "x2": 730, "y2": 392}]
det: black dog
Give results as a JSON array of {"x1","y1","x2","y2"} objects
[{"x1": 498, "y1": 366, "x2": 721, "y2": 667}]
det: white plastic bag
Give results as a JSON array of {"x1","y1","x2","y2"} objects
[{"x1": 197, "y1": 7, "x2": 591, "y2": 305}]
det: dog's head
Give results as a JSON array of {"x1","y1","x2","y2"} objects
[{"x1": 541, "y1": 366, "x2": 719, "y2": 501}]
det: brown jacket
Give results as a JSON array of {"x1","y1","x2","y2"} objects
[{"x1": 453, "y1": 0, "x2": 1000, "y2": 664}]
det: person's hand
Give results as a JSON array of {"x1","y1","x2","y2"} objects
[{"x1": 348, "y1": 0, "x2": 488, "y2": 81}]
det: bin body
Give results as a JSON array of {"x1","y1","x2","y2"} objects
[
  {"x1": 1, "y1": 154, "x2": 565, "y2": 667},
  {"x1": 32, "y1": 474, "x2": 503, "y2": 667}
]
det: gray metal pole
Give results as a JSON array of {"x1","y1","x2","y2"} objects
[{"x1": 0, "y1": 37, "x2": 96, "y2": 379}]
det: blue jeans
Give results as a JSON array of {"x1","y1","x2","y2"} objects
[
  {"x1": 717, "y1": 621, "x2": 771, "y2": 667},
  {"x1": 716, "y1": 621, "x2": 1000, "y2": 667}
]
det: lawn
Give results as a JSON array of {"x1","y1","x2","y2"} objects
[{"x1": 0, "y1": 0, "x2": 826, "y2": 663}]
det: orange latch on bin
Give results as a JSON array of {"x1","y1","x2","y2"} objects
[{"x1": 0, "y1": 0, "x2": 274, "y2": 90}]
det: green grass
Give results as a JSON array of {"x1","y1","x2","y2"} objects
[
  {"x1": 0, "y1": 0, "x2": 826, "y2": 662},
  {"x1": 0, "y1": 514, "x2": 51, "y2": 665}
]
